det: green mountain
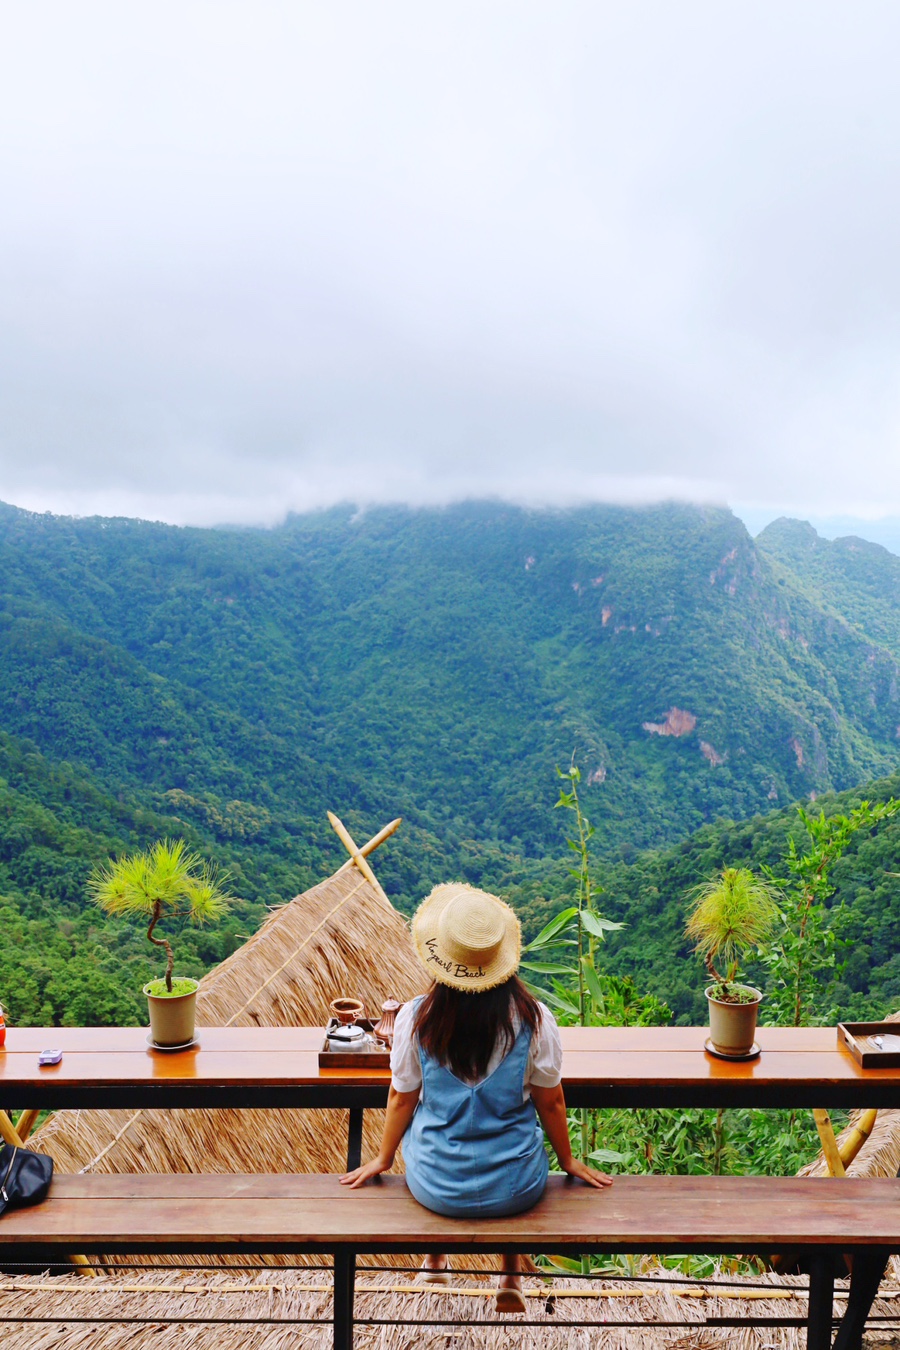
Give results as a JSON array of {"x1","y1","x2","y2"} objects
[
  {"x1": 4, "y1": 499, "x2": 900, "y2": 847},
  {"x1": 2, "y1": 498, "x2": 900, "y2": 1025},
  {"x1": 757, "y1": 516, "x2": 900, "y2": 657}
]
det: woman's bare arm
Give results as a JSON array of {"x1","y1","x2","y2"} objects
[
  {"x1": 339, "y1": 1085, "x2": 420, "y2": 1187},
  {"x1": 530, "y1": 1083, "x2": 613, "y2": 1188}
]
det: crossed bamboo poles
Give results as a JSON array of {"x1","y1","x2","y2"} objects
[
  {"x1": 0, "y1": 1106, "x2": 38, "y2": 1149},
  {"x1": 813, "y1": 1106, "x2": 877, "y2": 1175}
]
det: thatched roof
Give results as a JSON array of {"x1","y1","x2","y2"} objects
[{"x1": 10, "y1": 862, "x2": 900, "y2": 1347}]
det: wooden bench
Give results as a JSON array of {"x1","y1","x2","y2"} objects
[{"x1": 1, "y1": 1173, "x2": 898, "y2": 1350}]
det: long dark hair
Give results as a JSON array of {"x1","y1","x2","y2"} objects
[{"x1": 413, "y1": 975, "x2": 542, "y2": 1082}]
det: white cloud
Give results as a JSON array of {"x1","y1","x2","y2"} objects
[{"x1": 2, "y1": 1, "x2": 900, "y2": 526}]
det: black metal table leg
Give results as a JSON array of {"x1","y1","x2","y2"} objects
[
  {"x1": 831, "y1": 1249, "x2": 890, "y2": 1350},
  {"x1": 333, "y1": 1248, "x2": 356, "y2": 1350},
  {"x1": 807, "y1": 1253, "x2": 835, "y2": 1350},
  {"x1": 346, "y1": 1108, "x2": 364, "y2": 1171}
]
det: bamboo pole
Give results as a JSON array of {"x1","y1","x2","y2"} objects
[
  {"x1": 838, "y1": 1107, "x2": 877, "y2": 1168},
  {"x1": 0, "y1": 1280, "x2": 805, "y2": 1299},
  {"x1": 327, "y1": 812, "x2": 390, "y2": 903},
  {"x1": 13, "y1": 1109, "x2": 40, "y2": 1142},
  {"x1": 68, "y1": 1253, "x2": 98, "y2": 1277},
  {"x1": 0, "y1": 1110, "x2": 24, "y2": 1149},
  {"x1": 813, "y1": 1108, "x2": 846, "y2": 1176},
  {"x1": 336, "y1": 817, "x2": 402, "y2": 872}
]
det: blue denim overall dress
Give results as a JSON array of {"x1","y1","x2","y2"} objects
[{"x1": 402, "y1": 1007, "x2": 549, "y2": 1219}]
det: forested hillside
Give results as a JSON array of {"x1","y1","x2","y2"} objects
[{"x1": 2, "y1": 498, "x2": 900, "y2": 1025}]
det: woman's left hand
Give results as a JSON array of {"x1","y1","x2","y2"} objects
[
  {"x1": 340, "y1": 1155, "x2": 392, "y2": 1188},
  {"x1": 561, "y1": 1157, "x2": 614, "y2": 1189}
]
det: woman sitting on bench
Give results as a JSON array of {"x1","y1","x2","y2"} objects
[{"x1": 340, "y1": 883, "x2": 612, "y2": 1312}]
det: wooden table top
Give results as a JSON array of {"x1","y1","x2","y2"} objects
[{"x1": 2, "y1": 1025, "x2": 897, "y2": 1109}]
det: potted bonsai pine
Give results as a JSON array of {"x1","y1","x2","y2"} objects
[
  {"x1": 90, "y1": 839, "x2": 231, "y2": 1046},
  {"x1": 685, "y1": 866, "x2": 779, "y2": 1056}
]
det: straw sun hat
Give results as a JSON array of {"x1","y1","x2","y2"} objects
[{"x1": 411, "y1": 883, "x2": 521, "y2": 993}]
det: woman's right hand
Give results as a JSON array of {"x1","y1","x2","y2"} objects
[
  {"x1": 561, "y1": 1156, "x2": 614, "y2": 1189},
  {"x1": 531, "y1": 1085, "x2": 615, "y2": 1189},
  {"x1": 339, "y1": 1154, "x2": 393, "y2": 1188}
]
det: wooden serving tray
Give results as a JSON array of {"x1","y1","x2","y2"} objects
[
  {"x1": 318, "y1": 1018, "x2": 391, "y2": 1070},
  {"x1": 838, "y1": 1021, "x2": 900, "y2": 1067}
]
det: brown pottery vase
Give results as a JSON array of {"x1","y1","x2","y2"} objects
[{"x1": 372, "y1": 999, "x2": 402, "y2": 1046}]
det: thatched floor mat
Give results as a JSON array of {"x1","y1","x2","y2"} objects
[{"x1": 3, "y1": 1269, "x2": 896, "y2": 1350}]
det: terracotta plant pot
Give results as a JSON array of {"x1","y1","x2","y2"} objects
[
  {"x1": 705, "y1": 985, "x2": 762, "y2": 1056},
  {"x1": 144, "y1": 979, "x2": 199, "y2": 1046}
]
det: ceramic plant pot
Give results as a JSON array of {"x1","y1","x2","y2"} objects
[
  {"x1": 705, "y1": 985, "x2": 762, "y2": 1056},
  {"x1": 144, "y1": 979, "x2": 199, "y2": 1046}
]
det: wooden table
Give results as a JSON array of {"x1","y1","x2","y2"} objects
[{"x1": 2, "y1": 1024, "x2": 899, "y2": 1113}]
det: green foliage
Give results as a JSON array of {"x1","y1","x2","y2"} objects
[
  {"x1": 89, "y1": 838, "x2": 229, "y2": 923},
  {"x1": 524, "y1": 762, "x2": 667, "y2": 1178},
  {"x1": 511, "y1": 770, "x2": 900, "y2": 1029},
  {"x1": 685, "y1": 866, "x2": 779, "y2": 993},
  {"x1": 522, "y1": 764, "x2": 625, "y2": 1032},
  {"x1": 2, "y1": 498, "x2": 900, "y2": 873},
  {"x1": 760, "y1": 800, "x2": 900, "y2": 1025}
]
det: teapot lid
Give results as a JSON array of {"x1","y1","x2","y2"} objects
[{"x1": 328, "y1": 1023, "x2": 366, "y2": 1043}]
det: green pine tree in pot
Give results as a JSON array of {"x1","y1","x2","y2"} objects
[
  {"x1": 89, "y1": 839, "x2": 232, "y2": 1047},
  {"x1": 685, "y1": 867, "x2": 779, "y2": 1057}
]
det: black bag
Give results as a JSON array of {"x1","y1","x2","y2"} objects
[{"x1": 0, "y1": 1142, "x2": 53, "y2": 1217}]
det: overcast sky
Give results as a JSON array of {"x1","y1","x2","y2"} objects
[{"x1": 2, "y1": 2, "x2": 900, "y2": 540}]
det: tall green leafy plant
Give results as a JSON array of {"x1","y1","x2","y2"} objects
[
  {"x1": 521, "y1": 762, "x2": 638, "y2": 1176},
  {"x1": 761, "y1": 800, "x2": 900, "y2": 1026},
  {"x1": 521, "y1": 764, "x2": 625, "y2": 1027}
]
